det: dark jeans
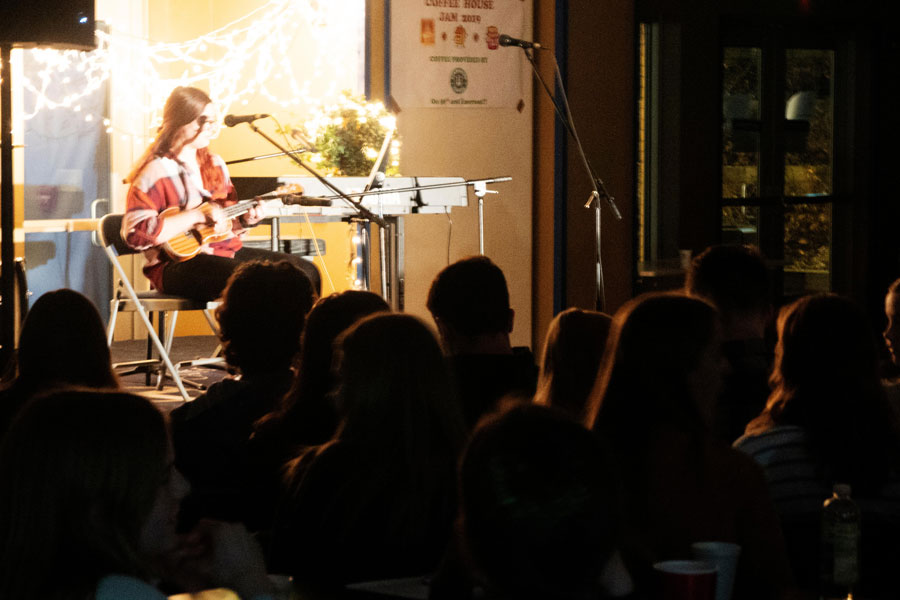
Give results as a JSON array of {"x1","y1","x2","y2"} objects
[{"x1": 161, "y1": 247, "x2": 321, "y2": 302}]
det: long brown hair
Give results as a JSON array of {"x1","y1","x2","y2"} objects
[
  {"x1": 586, "y1": 293, "x2": 718, "y2": 439},
  {"x1": 584, "y1": 293, "x2": 719, "y2": 529},
  {"x1": 0, "y1": 390, "x2": 169, "y2": 600},
  {"x1": 285, "y1": 313, "x2": 465, "y2": 539},
  {"x1": 534, "y1": 307, "x2": 612, "y2": 421},
  {"x1": 125, "y1": 86, "x2": 211, "y2": 183},
  {"x1": 14, "y1": 288, "x2": 119, "y2": 391},
  {"x1": 747, "y1": 294, "x2": 900, "y2": 492},
  {"x1": 331, "y1": 313, "x2": 465, "y2": 454},
  {"x1": 254, "y1": 290, "x2": 390, "y2": 448}
]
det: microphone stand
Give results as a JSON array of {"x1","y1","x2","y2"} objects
[
  {"x1": 225, "y1": 148, "x2": 312, "y2": 165},
  {"x1": 237, "y1": 120, "x2": 404, "y2": 300},
  {"x1": 520, "y1": 46, "x2": 621, "y2": 311},
  {"x1": 243, "y1": 121, "x2": 387, "y2": 228}
]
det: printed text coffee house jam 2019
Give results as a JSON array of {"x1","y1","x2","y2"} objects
[{"x1": 425, "y1": 0, "x2": 495, "y2": 8}]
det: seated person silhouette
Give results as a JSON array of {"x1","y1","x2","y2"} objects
[
  {"x1": 426, "y1": 256, "x2": 537, "y2": 428},
  {"x1": 533, "y1": 307, "x2": 612, "y2": 421},
  {"x1": 247, "y1": 290, "x2": 389, "y2": 531},
  {"x1": 452, "y1": 403, "x2": 634, "y2": 600},
  {"x1": 268, "y1": 313, "x2": 466, "y2": 588},
  {"x1": 170, "y1": 259, "x2": 315, "y2": 527},
  {"x1": 880, "y1": 277, "x2": 900, "y2": 416},
  {"x1": 587, "y1": 293, "x2": 794, "y2": 600},
  {"x1": 0, "y1": 288, "x2": 119, "y2": 439},
  {"x1": 736, "y1": 294, "x2": 900, "y2": 598},
  {"x1": 0, "y1": 389, "x2": 275, "y2": 600},
  {"x1": 686, "y1": 244, "x2": 774, "y2": 443}
]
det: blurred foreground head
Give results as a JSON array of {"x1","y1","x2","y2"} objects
[
  {"x1": 0, "y1": 389, "x2": 174, "y2": 599},
  {"x1": 459, "y1": 404, "x2": 625, "y2": 600}
]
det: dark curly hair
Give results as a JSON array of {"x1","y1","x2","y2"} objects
[{"x1": 215, "y1": 260, "x2": 315, "y2": 376}]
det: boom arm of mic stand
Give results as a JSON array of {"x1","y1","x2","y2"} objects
[
  {"x1": 246, "y1": 123, "x2": 387, "y2": 228},
  {"x1": 522, "y1": 48, "x2": 622, "y2": 221},
  {"x1": 225, "y1": 149, "x2": 312, "y2": 165}
]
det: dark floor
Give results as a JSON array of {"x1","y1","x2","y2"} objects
[{"x1": 111, "y1": 335, "x2": 230, "y2": 413}]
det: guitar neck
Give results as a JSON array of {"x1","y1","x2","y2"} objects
[{"x1": 222, "y1": 199, "x2": 259, "y2": 220}]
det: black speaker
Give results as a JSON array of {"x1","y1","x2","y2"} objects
[{"x1": 0, "y1": 0, "x2": 96, "y2": 50}]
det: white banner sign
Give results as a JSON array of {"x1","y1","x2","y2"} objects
[{"x1": 390, "y1": 0, "x2": 527, "y2": 109}]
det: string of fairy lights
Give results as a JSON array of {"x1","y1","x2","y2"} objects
[{"x1": 11, "y1": 0, "x2": 364, "y2": 141}]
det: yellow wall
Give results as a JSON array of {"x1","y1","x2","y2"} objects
[{"x1": 376, "y1": 0, "x2": 534, "y2": 347}]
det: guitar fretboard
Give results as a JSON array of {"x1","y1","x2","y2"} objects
[{"x1": 223, "y1": 199, "x2": 258, "y2": 219}]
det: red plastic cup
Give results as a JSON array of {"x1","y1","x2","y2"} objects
[{"x1": 653, "y1": 560, "x2": 717, "y2": 600}]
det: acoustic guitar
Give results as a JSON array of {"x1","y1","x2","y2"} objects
[{"x1": 161, "y1": 184, "x2": 325, "y2": 261}]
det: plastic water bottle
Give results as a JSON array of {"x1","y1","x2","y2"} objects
[{"x1": 820, "y1": 483, "x2": 860, "y2": 600}]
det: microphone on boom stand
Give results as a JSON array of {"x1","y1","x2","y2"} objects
[
  {"x1": 498, "y1": 34, "x2": 544, "y2": 50},
  {"x1": 501, "y1": 30, "x2": 622, "y2": 313},
  {"x1": 223, "y1": 113, "x2": 270, "y2": 127}
]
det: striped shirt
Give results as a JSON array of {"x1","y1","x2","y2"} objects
[
  {"x1": 735, "y1": 425, "x2": 900, "y2": 520},
  {"x1": 123, "y1": 149, "x2": 244, "y2": 291}
]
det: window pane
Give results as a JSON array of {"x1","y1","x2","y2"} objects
[
  {"x1": 722, "y1": 206, "x2": 760, "y2": 247},
  {"x1": 784, "y1": 49, "x2": 834, "y2": 196},
  {"x1": 784, "y1": 202, "x2": 832, "y2": 295},
  {"x1": 722, "y1": 47, "x2": 761, "y2": 199},
  {"x1": 783, "y1": 49, "x2": 833, "y2": 294}
]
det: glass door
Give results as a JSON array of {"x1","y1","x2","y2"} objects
[{"x1": 721, "y1": 28, "x2": 837, "y2": 298}]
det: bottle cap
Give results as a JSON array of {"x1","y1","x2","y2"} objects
[{"x1": 833, "y1": 483, "x2": 852, "y2": 496}]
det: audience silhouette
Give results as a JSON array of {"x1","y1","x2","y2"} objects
[
  {"x1": 268, "y1": 313, "x2": 466, "y2": 588},
  {"x1": 169, "y1": 259, "x2": 315, "y2": 526},
  {"x1": 586, "y1": 292, "x2": 793, "y2": 600},
  {"x1": 18, "y1": 254, "x2": 900, "y2": 598},
  {"x1": 880, "y1": 277, "x2": 900, "y2": 415},
  {"x1": 456, "y1": 403, "x2": 633, "y2": 600},
  {"x1": 426, "y1": 256, "x2": 537, "y2": 427},
  {"x1": 0, "y1": 389, "x2": 274, "y2": 600},
  {"x1": 736, "y1": 293, "x2": 900, "y2": 597},
  {"x1": 247, "y1": 289, "x2": 390, "y2": 531},
  {"x1": 0, "y1": 288, "x2": 118, "y2": 438},
  {"x1": 533, "y1": 307, "x2": 611, "y2": 421},
  {"x1": 686, "y1": 244, "x2": 774, "y2": 443}
]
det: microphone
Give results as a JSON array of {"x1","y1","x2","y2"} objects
[
  {"x1": 498, "y1": 34, "x2": 542, "y2": 50},
  {"x1": 223, "y1": 113, "x2": 269, "y2": 127}
]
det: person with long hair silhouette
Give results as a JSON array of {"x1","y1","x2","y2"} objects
[{"x1": 123, "y1": 86, "x2": 319, "y2": 302}]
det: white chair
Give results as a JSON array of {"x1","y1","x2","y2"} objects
[{"x1": 97, "y1": 213, "x2": 223, "y2": 402}]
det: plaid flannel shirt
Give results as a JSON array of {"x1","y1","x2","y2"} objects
[{"x1": 123, "y1": 148, "x2": 245, "y2": 291}]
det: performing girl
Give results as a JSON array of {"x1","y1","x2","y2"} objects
[{"x1": 123, "y1": 86, "x2": 321, "y2": 302}]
